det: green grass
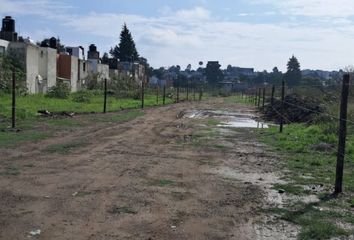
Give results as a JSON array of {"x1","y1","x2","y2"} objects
[
  {"x1": 273, "y1": 183, "x2": 309, "y2": 195},
  {"x1": 0, "y1": 130, "x2": 50, "y2": 148},
  {"x1": 44, "y1": 141, "x2": 88, "y2": 154},
  {"x1": 259, "y1": 123, "x2": 354, "y2": 239},
  {"x1": 108, "y1": 206, "x2": 137, "y2": 215},
  {"x1": 150, "y1": 179, "x2": 174, "y2": 187},
  {"x1": 0, "y1": 91, "x2": 174, "y2": 120},
  {"x1": 224, "y1": 94, "x2": 256, "y2": 105},
  {"x1": 280, "y1": 203, "x2": 348, "y2": 240}
]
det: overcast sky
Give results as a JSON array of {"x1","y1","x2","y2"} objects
[{"x1": 1, "y1": 0, "x2": 354, "y2": 71}]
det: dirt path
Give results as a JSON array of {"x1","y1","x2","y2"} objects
[{"x1": 0, "y1": 98, "x2": 284, "y2": 240}]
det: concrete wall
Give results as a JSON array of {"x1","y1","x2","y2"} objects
[
  {"x1": 78, "y1": 59, "x2": 88, "y2": 91},
  {"x1": 57, "y1": 54, "x2": 79, "y2": 92},
  {"x1": 38, "y1": 47, "x2": 57, "y2": 93},
  {"x1": 97, "y1": 63, "x2": 109, "y2": 81},
  {"x1": 109, "y1": 69, "x2": 119, "y2": 79},
  {"x1": 87, "y1": 59, "x2": 109, "y2": 82},
  {"x1": 9, "y1": 42, "x2": 40, "y2": 94},
  {"x1": 26, "y1": 44, "x2": 40, "y2": 94},
  {"x1": 70, "y1": 56, "x2": 78, "y2": 92}
]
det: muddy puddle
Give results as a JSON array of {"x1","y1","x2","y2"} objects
[{"x1": 180, "y1": 109, "x2": 268, "y2": 129}]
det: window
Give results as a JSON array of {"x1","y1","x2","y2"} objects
[
  {"x1": 83, "y1": 62, "x2": 86, "y2": 71},
  {"x1": 0, "y1": 46, "x2": 5, "y2": 55}
]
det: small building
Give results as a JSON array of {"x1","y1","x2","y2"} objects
[
  {"x1": 86, "y1": 44, "x2": 109, "y2": 82},
  {"x1": 8, "y1": 42, "x2": 39, "y2": 93},
  {"x1": 57, "y1": 54, "x2": 79, "y2": 92},
  {"x1": 0, "y1": 39, "x2": 9, "y2": 54},
  {"x1": 38, "y1": 47, "x2": 57, "y2": 93}
]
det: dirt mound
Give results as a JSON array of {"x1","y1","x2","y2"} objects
[{"x1": 263, "y1": 93, "x2": 322, "y2": 123}]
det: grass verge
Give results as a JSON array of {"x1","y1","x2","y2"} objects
[{"x1": 259, "y1": 123, "x2": 354, "y2": 239}]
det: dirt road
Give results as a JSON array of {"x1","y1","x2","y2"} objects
[{"x1": 0, "y1": 98, "x2": 287, "y2": 239}]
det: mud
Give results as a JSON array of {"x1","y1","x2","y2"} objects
[
  {"x1": 0, "y1": 98, "x2": 295, "y2": 239},
  {"x1": 181, "y1": 109, "x2": 268, "y2": 128}
]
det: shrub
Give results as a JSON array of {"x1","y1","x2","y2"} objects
[
  {"x1": 72, "y1": 91, "x2": 92, "y2": 103},
  {"x1": 46, "y1": 80, "x2": 70, "y2": 99},
  {"x1": 109, "y1": 76, "x2": 140, "y2": 99},
  {"x1": 85, "y1": 73, "x2": 103, "y2": 90}
]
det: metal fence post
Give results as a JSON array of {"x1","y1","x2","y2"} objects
[
  {"x1": 163, "y1": 85, "x2": 166, "y2": 105},
  {"x1": 335, "y1": 74, "x2": 350, "y2": 194},
  {"x1": 280, "y1": 80, "x2": 285, "y2": 133},
  {"x1": 12, "y1": 68, "x2": 16, "y2": 128}
]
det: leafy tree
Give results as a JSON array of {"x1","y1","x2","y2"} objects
[
  {"x1": 152, "y1": 67, "x2": 165, "y2": 79},
  {"x1": 186, "y1": 64, "x2": 192, "y2": 72},
  {"x1": 102, "y1": 52, "x2": 109, "y2": 64},
  {"x1": 205, "y1": 61, "x2": 223, "y2": 86},
  {"x1": 269, "y1": 66, "x2": 283, "y2": 85},
  {"x1": 110, "y1": 24, "x2": 139, "y2": 62},
  {"x1": 285, "y1": 55, "x2": 301, "y2": 86},
  {"x1": 0, "y1": 50, "x2": 26, "y2": 93}
]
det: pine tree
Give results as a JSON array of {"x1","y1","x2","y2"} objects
[
  {"x1": 110, "y1": 24, "x2": 139, "y2": 62},
  {"x1": 285, "y1": 55, "x2": 301, "y2": 86}
]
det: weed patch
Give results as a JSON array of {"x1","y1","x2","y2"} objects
[
  {"x1": 1, "y1": 165, "x2": 21, "y2": 176},
  {"x1": 150, "y1": 179, "x2": 174, "y2": 187},
  {"x1": 259, "y1": 123, "x2": 354, "y2": 239},
  {"x1": 0, "y1": 130, "x2": 50, "y2": 148},
  {"x1": 44, "y1": 141, "x2": 88, "y2": 154},
  {"x1": 108, "y1": 206, "x2": 137, "y2": 215}
]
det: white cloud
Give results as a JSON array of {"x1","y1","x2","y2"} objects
[
  {"x1": 1, "y1": 1, "x2": 354, "y2": 71},
  {"x1": 252, "y1": 0, "x2": 354, "y2": 18},
  {"x1": 0, "y1": 0, "x2": 72, "y2": 16},
  {"x1": 54, "y1": 6, "x2": 354, "y2": 71}
]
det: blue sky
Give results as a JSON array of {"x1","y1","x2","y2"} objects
[{"x1": 1, "y1": 0, "x2": 354, "y2": 71}]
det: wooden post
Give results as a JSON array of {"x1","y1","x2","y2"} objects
[
  {"x1": 141, "y1": 81, "x2": 145, "y2": 109},
  {"x1": 103, "y1": 78, "x2": 107, "y2": 113},
  {"x1": 199, "y1": 88, "x2": 203, "y2": 101},
  {"x1": 11, "y1": 68, "x2": 16, "y2": 128},
  {"x1": 187, "y1": 83, "x2": 189, "y2": 101},
  {"x1": 257, "y1": 88, "x2": 261, "y2": 108},
  {"x1": 280, "y1": 80, "x2": 285, "y2": 133},
  {"x1": 271, "y1": 85, "x2": 275, "y2": 106},
  {"x1": 334, "y1": 74, "x2": 350, "y2": 194},
  {"x1": 163, "y1": 85, "x2": 166, "y2": 105},
  {"x1": 262, "y1": 87, "x2": 266, "y2": 108},
  {"x1": 193, "y1": 88, "x2": 196, "y2": 101}
]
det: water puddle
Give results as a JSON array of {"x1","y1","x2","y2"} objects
[{"x1": 180, "y1": 109, "x2": 268, "y2": 129}]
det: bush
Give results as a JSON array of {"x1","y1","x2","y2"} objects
[
  {"x1": 109, "y1": 76, "x2": 140, "y2": 99},
  {"x1": 46, "y1": 81, "x2": 70, "y2": 99},
  {"x1": 72, "y1": 91, "x2": 92, "y2": 103},
  {"x1": 85, "y1": 73, "x2": 103, "y2": 90}
]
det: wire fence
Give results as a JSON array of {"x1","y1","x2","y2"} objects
[{"x1": 241, "y1": 76, "x2": 354, "y2": 194}]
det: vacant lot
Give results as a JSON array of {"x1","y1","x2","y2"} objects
[{"x1": 0, "y1": 97, "x2": 332, "y2": 239}]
